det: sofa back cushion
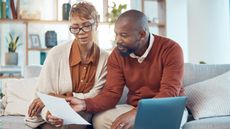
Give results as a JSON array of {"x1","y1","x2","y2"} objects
[
  {"x1": 185, "y1": 70, "x2": 230, "y2": 119},
  {"x1": 23, "y1": 65, "x2": 42, "y2": 78},
  {"x1": 183, "y1": 63, "x2": 230, "y2": 86},
  {"x1": 118, "y1": 63, "x2": 230, "y2": 105},
  {"x1": 2, "y1": 78, "x2": 38, "y2": 116}
]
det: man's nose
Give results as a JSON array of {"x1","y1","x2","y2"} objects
[{"x1": 115, "y1": 35, "x2": 122, "y2": 44}]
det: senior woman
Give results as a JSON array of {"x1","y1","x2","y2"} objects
[{"x1": 25, "y1": 1, "x2": 108, "y2": 129}]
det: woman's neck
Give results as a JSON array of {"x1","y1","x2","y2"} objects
[{"x1": 76, "y1": 40, "x2": 93, "y2": 60}]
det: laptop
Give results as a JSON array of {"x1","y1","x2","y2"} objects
[{"x1": 133, "y1": 96, "x2": 186, "y2": 129}]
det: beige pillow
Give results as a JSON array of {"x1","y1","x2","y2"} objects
[
  {"x1": 2, "y1": 78, "x2": 38, "y2": 115},
  {"x1": 185, "y1": 71, "x2": 230, "y2": 119}
]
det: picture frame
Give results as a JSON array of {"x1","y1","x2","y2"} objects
[{"x1": 29, "y1": 34, "x2": 41, "y2": 48}]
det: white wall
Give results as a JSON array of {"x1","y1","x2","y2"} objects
[
  {"x1": 166, "y1": 0, "x2": 188, "y2": 62},
  {"x1": 132, "y1": 0, "x2": 230, "y2": 64},
  {"x1": 131, "y1": 0, "x2": 188, "y2": 62},
  {"x1": 187, "y1": 0, "x2": 230, "y2": 64}
]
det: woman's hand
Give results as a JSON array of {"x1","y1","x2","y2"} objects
[
  {"x1": 28, "y1": 98, "x2": 44, "y2": 117},
  {"x1": 46, "y1": 112, "x2": 63, "y2": 127}
]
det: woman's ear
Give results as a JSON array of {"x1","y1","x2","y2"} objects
[{"x1": 94, "y1": 22, "x2": 98, "y2": 31}]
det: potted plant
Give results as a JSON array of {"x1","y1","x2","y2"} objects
[
  {"x1": 5, "y1": 33, "x2": 21, "y2": 65},
  {"x1": 107, "y1": 2, "x2": 127, "y2": 24},
  {"x1": 106, "y1": 2, "x2": 127, "y2": 48}
]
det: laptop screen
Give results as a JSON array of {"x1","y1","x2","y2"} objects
[{"x1": 133, "y1": 96, "x2": 186, "y2": 129}]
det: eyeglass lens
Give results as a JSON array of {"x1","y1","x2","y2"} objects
[{"x1": 69, "y1": 23, "x2": 94, "y2": 34}]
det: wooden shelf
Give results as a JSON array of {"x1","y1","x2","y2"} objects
[
  {"x1": 0, "y1": 19, "x2": 25, "y2": 23},
  {"x1": 148, "y1": 22, "x2": 165, "y2": 27},
  {"x1": 0, "y1": 76, "x2": 22, "y2": 79},
  {"x1": 141, "y1": 0, "x2": 166, "y2": 35},
  {"x1": 26, "y1": 20, "x2": 70, "y2": 24},
  {"x1": 0, "y1": 19, "x2": 70, "y2": 24},
  {"x1": 0, "y1": 19, "x2": 71, "y2": 65},
  {"x1": 144, "y1": 0, "x2": 164, "y2": 1},
  {"x1": 28, "y1": 48, "x2": 51, "y2": 51}
]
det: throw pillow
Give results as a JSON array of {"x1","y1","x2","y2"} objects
[
  {"x1": 2, "y1": 78, "x2": 38, "y2": 116},
  {"x1": 185, "y1": 70, "x2": 230, "y2": 119}
]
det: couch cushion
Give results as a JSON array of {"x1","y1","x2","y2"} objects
[
  {"x1": 183, "y1": 63, "x2": 230, "y2": 87},
  {"x1": 185, "y1": 71, "x2": 230, "y2": 119},
  {"x1": 182, "y1": 116, "x2": 230, "y2": 129},
  {"x1": 2, "y1": 78, "x2": 38, "y2": 115},
  {"x1": 23, "y1": 65, "x2": 42, "y2": 78},
  {"x1": 0, "y1": 116, "x2": 32, "y2": 129}
]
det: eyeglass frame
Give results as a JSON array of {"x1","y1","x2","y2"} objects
[{"x1": 69, "y1": 21, "x2": 95, "y2": 35}]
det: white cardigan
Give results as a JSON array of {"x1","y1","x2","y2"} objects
[
  {"x1": 36, "y1": 41, "x2": 108, "y2": 99},
  {"x1": 25, "y1": 41, "x2": 108, "y2": 128}
]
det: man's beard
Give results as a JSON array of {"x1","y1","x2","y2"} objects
[{"x1": 116, "y1": 44, "x2": 137, "y2": 57}]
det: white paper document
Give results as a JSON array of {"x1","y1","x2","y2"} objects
[{"x1": 37, "y1": 92, "x2": 90, "y2": 125}]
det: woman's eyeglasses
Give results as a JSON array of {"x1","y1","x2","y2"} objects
[{"x1": 69, "y1": 22, "x2": 95, "y2": 34}]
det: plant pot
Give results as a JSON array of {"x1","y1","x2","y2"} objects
[{"x1": 5, "y1": 52, "x2": 18, "y2": 65}]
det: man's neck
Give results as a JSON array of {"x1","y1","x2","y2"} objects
[{"x1": 134, "y1": 34, "x2": 150, "y2": 56}]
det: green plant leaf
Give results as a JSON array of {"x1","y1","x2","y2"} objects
[
  {"x1": 6, "y1": 33, "x2": 21, "y2": 53},
  {"x1": 107, "y1": 3, "x2": 127, "y2": 24}
]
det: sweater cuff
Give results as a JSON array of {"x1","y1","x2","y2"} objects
[
  {"x1": 73, "y1": 92, "x2": 85, "y2": 99},
  {"x1": 84, "y1": 98, "x2": 94, "y2": 112}
]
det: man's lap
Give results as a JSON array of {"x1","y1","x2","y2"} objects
[
  {"x1": 92, "y1": 104, "x2": 134, "y2": 129},
  {"x1": 92, "y1": 104, "x2": 188, "y2": 129}
]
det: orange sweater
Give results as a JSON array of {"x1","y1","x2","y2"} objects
[{"x1": 85, "y1": 35, "x2": 184, "y2": 113}]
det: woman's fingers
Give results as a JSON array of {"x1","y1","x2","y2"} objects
[{"x1": 47, "y1": 114, "x2": 63, "y2": 127}]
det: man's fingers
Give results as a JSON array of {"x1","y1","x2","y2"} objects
[
  {"x1": 111, "y1": 119, "x2": 121, "y2": 129},
  {"x1": 123, "y1": 123, "x2": 131, "y2": 129},
  {"x1": 65, "y1": 97, "x2": 72, "y2": 102}
]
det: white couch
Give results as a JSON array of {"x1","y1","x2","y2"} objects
[
  {"x1": 1, "y1": 63, "x2": 230, "y2": 129},
  {"x1": 0, "y1": 65, "x2": 42, "y2": 129},
  {"x1": 182, "y1": 63, "x2": 230, "y2": 129}
]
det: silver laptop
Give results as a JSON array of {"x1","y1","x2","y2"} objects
[{"x1": 133, "y1": 96, "x2": 186, "y2": 129}]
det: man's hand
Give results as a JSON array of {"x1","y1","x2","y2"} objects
[
  {"x1": 111, "y1": 108, "x2": 137, "y2": 129},
  {"x1": 46, "y1": 111, "x2": 63, "y2": 127},
  {"x1": 28, "y1": 98, "x2": 44, "y2": 117},
  {"x1": 66, "y1": 97, "x2": 86, "y2": 112}
]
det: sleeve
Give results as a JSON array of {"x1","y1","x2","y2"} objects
[
  {"x1": 73, "y1": 52, "x2": 108, "y2": 99},
  {"x1": 25, "y1": 48, "x2": 60, "y2": 126},
  {"x1": 85, "y1": 50, "x2": 126, "y2": 113},
  {"x1": 155, "y1": 42, "x2": 184, "y2": 98},
  {"x1": 35, "y1": 49, "x2": 59, "y2": 95}
]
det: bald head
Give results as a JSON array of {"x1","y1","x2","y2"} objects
[{"x1": 116, "y1": 10, "x2": 149, "y2": 32}]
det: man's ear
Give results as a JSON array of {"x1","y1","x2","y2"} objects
[{"x1": 139, "y1": 30, "x2": 147, "y2": 40}]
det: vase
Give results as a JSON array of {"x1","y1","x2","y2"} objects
[
  {"x1": 40, "y1": 51, "x2": 47, "y2": 65},
  {"x1": 62, "y1": 3, "x2": 71, "y2": 20},
  {"x1": 45, "y1": 31, "x2": 57, "y2": 48},
  {"x1": 5, "y1": 52, "x2": 18, "y2": 65}
]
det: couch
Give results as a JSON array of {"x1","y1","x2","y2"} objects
[
  {"x1": 0, "y1": 65, "x2": 42, "y2": 129},
  {"x1": 182, "y1": 63, "x2": 230, "y2": 129},
  {"x1": 1, "y1": 63, "x2": 230, "y2": 129}
]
